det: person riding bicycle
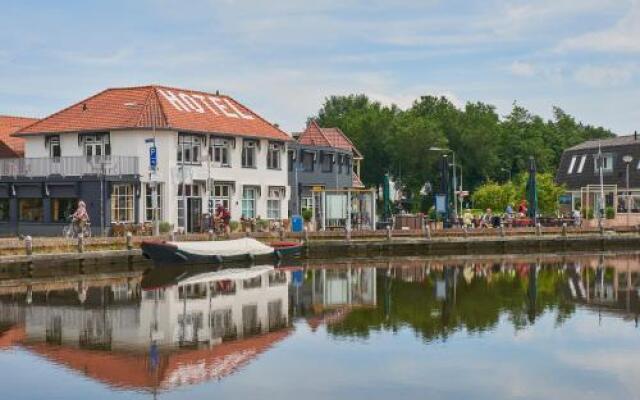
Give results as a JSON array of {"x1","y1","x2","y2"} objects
[
  {"x1": 71, "y1": 200, "x2": 89, "y2": 235},
  {"x1": 215, "y1": 203, "x2": 231, "y2": 233}
]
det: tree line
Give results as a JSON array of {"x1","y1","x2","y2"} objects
[{"x1": 314, "y1": 95, "x2": 614, "y2": 211}]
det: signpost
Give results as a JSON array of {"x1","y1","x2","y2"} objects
[{"x1": 146, "y1": 138, "x2": 160, "y2": 236}]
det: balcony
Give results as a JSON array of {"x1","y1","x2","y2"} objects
[{"x1": 0, "y1": 156, "x2": 140, "y2": 178}]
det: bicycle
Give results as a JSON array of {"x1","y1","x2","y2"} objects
[{"x1": 62, "y1": 220, "x2": 92, "y2": 238}]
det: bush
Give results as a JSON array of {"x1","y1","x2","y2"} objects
[
  {"x1": 582, "y1": 208, "x2": 594, "y2": 219},
  {"x1": 606, "y1": 206, "x2": 615, "y2": 219},
  {"x1": 302, "y1": 208, "x2": 313, "y2": 222},
  {"x1": 229, "y1": 220, "x2": 239, "y2": 232},
  {"x1": 256, "y1": 218, "x2": 269, "y2": 231},
  {"x1": 159, "y1": 221, "x2": 172, "y2": 234}
]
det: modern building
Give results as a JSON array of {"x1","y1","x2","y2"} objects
[
  {"x1": 556, "y1": 134, "x2": 640, "y2": 225},
  {"x1": 0, "y1": 115, "x2": 37, "y2": 158},
  {"x1": 3, "y1": 85, "x2": 291, "y2": 235},
  {"x1": 288, "y1": 120, "x2": 375, "y2": 230}
]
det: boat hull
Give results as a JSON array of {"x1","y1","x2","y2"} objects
[{"x1": 141, "y1": 240, "x2": 302, "y2": 265}]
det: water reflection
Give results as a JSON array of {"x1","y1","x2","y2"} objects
[{"x1": 0, "y1": 253, "x2": 639, "y2": 398}]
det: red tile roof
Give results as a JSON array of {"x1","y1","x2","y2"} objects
[
  {"x1": 0, "y1": 115, "x2": 38, "y2": 157},
  {"x1": 14, "y1": 85, "x2": 290, "y2": 141},
  {"x1": 297, "y1": 120, "x2": 362, "y2": 157}
]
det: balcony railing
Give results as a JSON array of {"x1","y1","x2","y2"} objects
[{"x1": 0, "y1": 156, "x2": 140, "y2": 178}]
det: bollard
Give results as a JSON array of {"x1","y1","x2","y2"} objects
[
  {"x1": 346, "y1": 228, "x2": 352, "y2": 242},
  {"x1": 463, "y1": 226, "x2": 468, "y2": 239},
  {"x1": 600, "y1": 224, "x2": 605, "y2": 236},
  {"x1": 24, "y1": 235, "x2": 33, "y2": 256},
  {"x1": 170, "y1": 231, "x2": 176, "y2": 242},
  {"x1": 208, "y1": 229, "x2": 215, "y2": 241},
  {"x1": 303, "y1": 227, "x2": 309, "y2": 244},
  {"x1": 536, "y1": 223, "x2": 542, "y2": 237},
  {"x1": 425, "y1": 224, "x2": 431, "y2": 240},
  {"x1": 279, "y1": 226, "x2": 285, "y2": 241},
  {"x1": 386, "y1": 225, "x2": 392, "y2": 240},
  {"x1": 77, "y1": 233, "x2": 84, "y2": 253},
  {"x1": 126, "y1": 232, "x2": 133, "y2": 250},
  {"x1": 500, "y1": 224, "x2": 505, "y2": 237},
  {"x1": 562, "y1": 223, "x2": 567, "y2": 237}
]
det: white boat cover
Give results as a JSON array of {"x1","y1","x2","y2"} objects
[{"x1": 169, "y1": 238, "x2": 274, "y2": 257}]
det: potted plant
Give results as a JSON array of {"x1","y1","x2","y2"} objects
[{"x1": 301, "y1": 208, "x2": 313, "y2": 230}]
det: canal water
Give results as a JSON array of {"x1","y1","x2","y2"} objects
[{"x1": 0, "y1": 253, "x2": 639, "y2": 399}]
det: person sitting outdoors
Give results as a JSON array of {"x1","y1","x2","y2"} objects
[
  {"x1": 71, "y1": 200, "x2": 89, "y2": 235},
  {"x1": 480, "y1": 208, "x2": 493, "y2": 228},
  {"x1": 572, "y1": 208, "x2": 582, "y2": 227},
  {"x1": 462, "y1": 208, "x2": 474, "y2": 229},
  {"x1": 518, "y1": 199, "x2": 528, "y2": 217},
  {"x1": 215, "y1": 203, "x2": 231, "y2": 233}
]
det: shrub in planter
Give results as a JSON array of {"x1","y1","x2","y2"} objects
[
  {"x1": 256, "y1": 218, "x2": 269, "y2": 232},
  {"x1": 606, "y1": 206, "x2": 615, "y2": 219},
  {"x1": 159, "y1": 221, "x2": 172, "y2": 234},
  {"x1": 302, "y1": 209, "x2": 313, "y2": 223},
  {"x1": 229, "y1": 220, "x2": 239, "y2": 232}
]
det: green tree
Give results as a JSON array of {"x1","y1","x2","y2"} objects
[{"x1": 471, "y1": 181, "x2": 517, "y2": 212}]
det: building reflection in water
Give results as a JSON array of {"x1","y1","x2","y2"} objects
[{"x1": 0, "y1": 253, "x2": 639, "y2": 393}]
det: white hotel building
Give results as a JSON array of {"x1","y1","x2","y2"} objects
[{"x1": 4, "y1": 85, "x2": 291, "y2": 235}]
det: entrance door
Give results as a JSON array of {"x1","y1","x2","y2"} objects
[{"x1": 187, "y1": 198, "x2": 202, "y2": 233}]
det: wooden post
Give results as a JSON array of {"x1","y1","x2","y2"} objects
[
  {"x1": 500, "y1": 223, "x2": 505, "y2": 238},
  {"x1": 303, "y1": 226, "x2": 309, "y2": 244},
  {"x1": 536, "y1": 223, "x2": 542, "y2": 237},
  {"x1": 562, "y1": 223, "x2": 567, "y2": 237},
  {"x1": 170, "y1": 231, "x2": 176, "y2": 242},
  {"x1": 346, "y1": 228, "x2": 351, "y2": 242},
  {"x1": 208, "y1": 229, "x2": 215, "y2": 241},
  {"x1": 425, "y1": 223, "x2": 431, "y2": 240},
  {"x1": 386, "y1": 225, "x2": 392, "y2": 240},
  {"x1": 24, "y1": 235, "x2": 32, "y2": 256},
  {"x1": 78, "y1": 233, "x2": 84, "y2": 253},
  {"x1": 463, "y1": 226, "x2": 468, "y2": 239},
  {"x1": 126, "y1": 232, "x2": 133, "y2": 250}
]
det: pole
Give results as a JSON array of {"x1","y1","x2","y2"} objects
[
  {"x1": 181, "y1": 146, "x2": 188, "y2": 234},
  {"x1": 452, "y1": 152, "x2": 457, "y2": 219},
  {"x1": 598, "y1": 141, "x2": 604, "y2": 229},
  {"x1": 458, "y1": 164, "x2": 463, "y2": 212},
  {"x1": 627, "y1": 161, "x2": 631, "y2": 226},
  {"x1": 152, "y1": 102, "x2": 160, "y2": 236}
]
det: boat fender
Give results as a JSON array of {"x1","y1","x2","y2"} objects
[{"x1": 275, "y1": 250, "x2": 283, "y2": 260}]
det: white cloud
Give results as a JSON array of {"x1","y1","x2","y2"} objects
[
  {"x1": 556, "y1": 0, "x2": 640, "y2": 53},
  {"x1": 508, "y1": 61, "x2": 536, "y2": 77},
  {"x1": 574, "y1": 64, "x2": 637, "y2": 87}
]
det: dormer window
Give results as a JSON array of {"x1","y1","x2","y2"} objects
[
  {"x1": 567, "y1": 156, "x2": 577, "y2": 174},
  {"x1": 594, "y1": 153, "x2": 613, "y2": 173},
  {"x1": 576, "y1": 155, "x2": 587, "y2": 173}
]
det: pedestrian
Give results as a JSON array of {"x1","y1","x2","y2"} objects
[
  {"x1": 480, "y1": 208, "x2": 493, "y2": 228},
  {"x1": 462, "y1": 208, "x2": 473, "y2": 229},
  {"x1": 72, "y1": 200, "x2": 89, "y2": 235}
]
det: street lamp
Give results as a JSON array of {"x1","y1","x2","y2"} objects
[
  {"x1": 623, "y1": 155, "x2": 633, "y2": 226},
  {"x1": 429, "y1": 147, "x2": 458, "y2": 218}
]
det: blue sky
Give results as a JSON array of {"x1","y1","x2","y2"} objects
[{"x1": 0, "y1": 0, "x2": 639, "y2": 134}]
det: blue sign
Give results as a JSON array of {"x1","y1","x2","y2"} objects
[
  {"x1": 149, "y1": 146, "x2": 157, "y2": 170},
  {"x1": 435, "y1": 194, "x2": 447, "y2": 213}
]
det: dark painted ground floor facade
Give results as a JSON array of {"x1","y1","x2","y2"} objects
[{"x1": 0, "y1": 175, "x2": 140, "y2": 236}]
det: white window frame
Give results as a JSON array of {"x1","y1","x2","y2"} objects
[
  {"x1": 210, "y1": 138, "x2": 231, "y2": 167},
  {"x1": 210, "y1": 184, "x2": 232, "y2": 214},
  {"x1": 145, "y1": 183, "x2": 162, "y2": 222},
  {"x1": 242, "y1": 187, "x2": 257, "y2": 218},
  {"x1": 111, "y1": 184, "x2": 134, "y2": 223},
  {"x1": 49, "y1": 135, "x2": 61, "y2": 158},
  {"x1": 567, "y1": 155, "x2": 577, "y2": 174},
  {"x1": 577, "y1": 155, "x2": 587, "y2": 173},
  {"x1": 83, "y1": 134, "x2": 110, "y2": 157},
  {"x1": 267, "y1": 142, "x2": 281, "y2": 170},
  {"x1": 267, "y1": 187, "x2": 283, "y2": 219},
  {"x1": 242, "y1": 140, "x2": 257, "y2": 168},
  {"x1": 177, "y1": 134, "x2": 202, "y2": 165}
]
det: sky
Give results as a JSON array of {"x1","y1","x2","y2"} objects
[{"x1": 0, "y1": 0, "x2": 639, "y2": 134}]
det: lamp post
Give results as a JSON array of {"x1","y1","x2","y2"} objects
[
  {"x1": 623, "y1": 155, "x2": 633, "y2": 226},
  {"x1": 429, "y1": 147, "x2": 457, "y2": 219}
]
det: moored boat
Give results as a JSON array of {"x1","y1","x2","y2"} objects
[{"x1": 141, "y1": 237, "x2": 302, "y2": 264}]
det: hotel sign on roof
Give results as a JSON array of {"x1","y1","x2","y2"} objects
[{"x1": 158, "y1": 89, "x2": 254, "y2": 120}]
